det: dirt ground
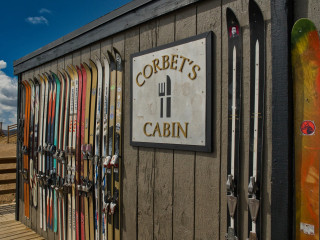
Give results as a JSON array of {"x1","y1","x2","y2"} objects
[
  {"x1": 0, "y1": 143, "x2": 16, "y2": 204},
  {"x1": 0, "y1": 143, "x2": 16, "y2": 158}
]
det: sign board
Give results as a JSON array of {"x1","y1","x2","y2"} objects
[{"x1": 130, "y1": 32, "x2": 212, "y2": 152}]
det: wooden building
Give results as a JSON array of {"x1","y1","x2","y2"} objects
[{"x1": 13, "y1": 0, "x2": 320, "y2": 239}]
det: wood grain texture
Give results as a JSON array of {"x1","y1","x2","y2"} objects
[
  {"x1": 271, "y1": 0, "x2": 292, "y2": 239},
  {"x1": 195, "y1": 1, "x2": 221, "y2": 239},
  {"x1": 153, "y1": 13, "x2": 174, "y2": 240},
  {"x1": 122, "y1": 27, "x2": 139, "y2": 240},
  {"x1": 173, "y1": 5, "x2": 196, "y2": 240},
  {"x1": 137, "y1": 20, "x2": 157, "y2": 240}
]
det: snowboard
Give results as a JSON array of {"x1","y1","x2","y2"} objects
[
  {"x1": 292, "y1": 18, "x2": 320, "y2": 240},
  {"x1": 226, "y1": 7, "x2": 242, "y2": 240},
  {"x1": 248, "y1": 1, "x2": 265, "y2": 239}
]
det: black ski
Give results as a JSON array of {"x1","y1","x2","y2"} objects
[
  {"x1": 248, "y1": 1, "x2": 265, "y2": 239},
  {"x1": 226, "y1": 7, "x2": 242, "y2": 240}
]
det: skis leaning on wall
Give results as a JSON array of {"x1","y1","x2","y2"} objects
[
  {"x1": 247, "y1": 1, "x2": 265, "y2": 240},
  {"x1": 225, "y1": 7, "x2": 242, "y2": 240}
]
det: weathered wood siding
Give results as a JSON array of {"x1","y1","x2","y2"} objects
[{"x1": 18, "y1": 0, "x2": 273, "y2": 239}]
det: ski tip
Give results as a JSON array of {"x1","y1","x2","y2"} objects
[
  {"x1": 226, "y1": 7, "x2": 241, "y2": 37},
  {"x1": 93, "y1": 55, "x2": 101, "y2": 64},
  {"x1": 249, "y1": 0, "x2": 264, "y2": 25},
  {"x1": 291, "y1": 18, "x2": 318, "y2": 47},
  {"x1": 67, "y1": 66, "x2": 74, "y2": 78},
  {"x1": 38, "y1": 74, "x2": 44, "y2": 82},
  {"x1": 102, "y1": 53, "x2": 110, "y2": 65},
  {"x1": 89, "y1": 59, "x2": 97, "y2": 69},
  {"x1": 107, "y1": 50, "x2": 116, "y2": 71},
  {"x1": 113, "y1": 47, "x2": 123, "y2": 71}
]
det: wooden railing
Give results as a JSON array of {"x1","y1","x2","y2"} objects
[
  {"x1": 7, "y1": 124, "x2": 17, "y2": 143},
  {"x1": 0, "y1": 157, "x2": 16, "y2": 196}
]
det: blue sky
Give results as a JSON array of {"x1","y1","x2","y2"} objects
[{"x1": 0, "y1": 0, "x2": 131, "y2": 128}]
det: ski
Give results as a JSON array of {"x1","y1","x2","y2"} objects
[
  {"x1": 80, "y1": 63, "x2": 92, "y2": 240},
  {"x1": 71, "y1": 65, "x2": 79, "y2": 240},
  {"x1": 37, "y1": 74, "x2": 45, "y2": 229},
  {"x1": 51, "y1": 71, "x2": 61, "y2": 233},
  {"x1": 247, "y1": 1, "x2": 265, "y2": 240},
  {"x1": 66, "y1": 66, "x2": 75, "y2": 240},
  {"x1": 104, "y1": 50, "x2": 116, "y2": 240},
  {"x1": 21, "y1": 79, "x2": 30, "y2": 219},
  {"x1": 42, "y1": 73, "x2": 49, "y2": 231},
  {"x1": 61, "y1": 69, "x2": 71, "y2": 240},
  {"x1": 94, "y1": 56, "x2": 103, "y2": 240},
  {"x1": 49, "y1": 73, "x2": 57, "y2": 230},
  {"x1": 28, "y1": 78, "x2": 35, "y2": 210},
  {"x1": 56, "y1": 70, "x2": 66, "y2": 240},
  {"x1": 76, "y1": 65, "x2": 83, "y2": 240},
  {"x1": 88, "y1": 59, "x2": 98, "y2": 240},
  {"x1": 33, "y1": 77, "x2": 40, "y2": 209},
  {"x1": 292, "y1": 18, "x2": 320, "y2": 239},
  {"x1": 110, "y1": 47, "x2": 123, "y2": 240},
  {"x1": 101, "y1": 54, "x2": 110, "y2": 240},
  {"x1": 225, "y1": 8, "x2": 242, "y2": 240},
  {"x1": 67, "y1": 65, "x2": 78, "y2": 240},
  {"x1": 79, "y1": 64, "x2": 88, "y2": 240}
]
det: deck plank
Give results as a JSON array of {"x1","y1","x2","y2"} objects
[{"x1": 0, "y1": 204, "x2": 43, "y2": 240}]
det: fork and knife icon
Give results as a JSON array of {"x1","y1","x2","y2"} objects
[{"x1": 158, "y1": 75, "x2": 171, "y2": 118}]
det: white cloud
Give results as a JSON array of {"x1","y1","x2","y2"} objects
[
  {"x1": 39, "y1": 8, "x2": 51, "y2": 14},
  {"x1": 0, "y1": 61, "x2": 17, "y2": 128},
  {"x1": 0, "y1": 60, "x2": 7, "y2": 70},
  {"x1": 26, "y1": 16, "x2": 48, "y2": 25}
]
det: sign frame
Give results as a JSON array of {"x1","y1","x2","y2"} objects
[{"x1": 130, "y1": 31, "x2": 213, "y2": 152}]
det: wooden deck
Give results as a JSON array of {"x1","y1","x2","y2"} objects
[{"x1": 0, "y1": 204, "x2": 44, "y2": 239}]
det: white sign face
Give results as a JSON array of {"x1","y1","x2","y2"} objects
[{"x1": 131, "y1": 32, "x2": 212, "y2": 152}]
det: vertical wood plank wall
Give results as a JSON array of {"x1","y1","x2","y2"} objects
[{"x1": 18, "y1": 0, "x2": 272, "y2": 239}]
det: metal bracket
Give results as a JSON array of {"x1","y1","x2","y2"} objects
[
  {"x1": 248, "y1": 198, "x2": 260, "y2": 222},
  {"x1": 225, "y1": 227, "x2": 238, "y2": 240}
]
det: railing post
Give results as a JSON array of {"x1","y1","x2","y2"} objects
[{"x1": 7, "y1": 125, "x2": 9, "y2": 143}]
